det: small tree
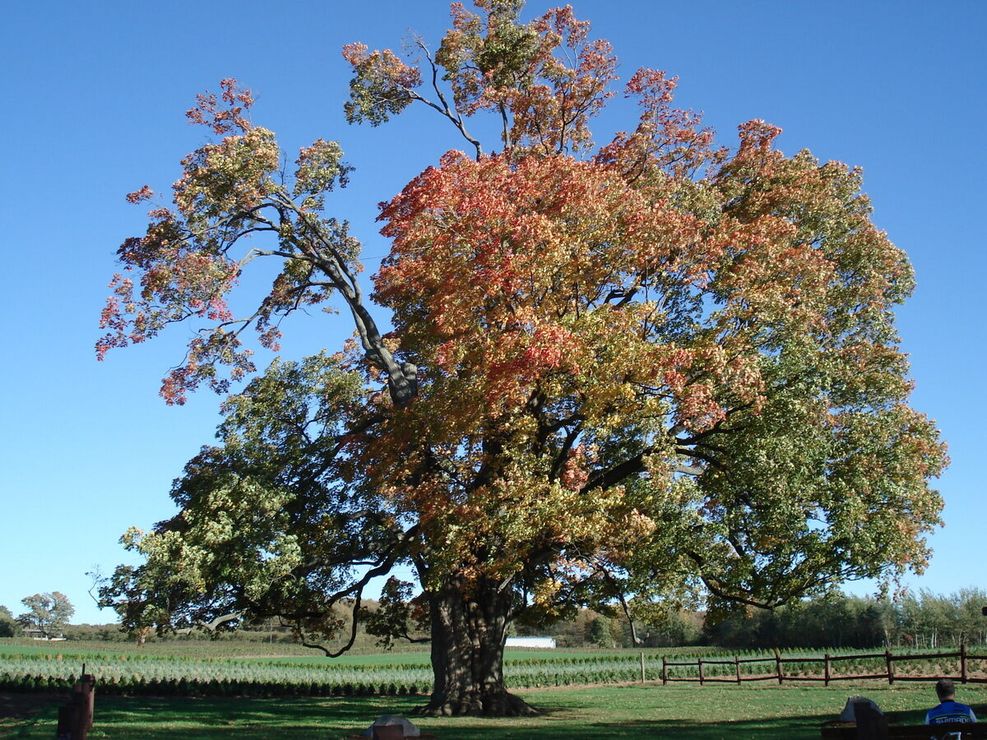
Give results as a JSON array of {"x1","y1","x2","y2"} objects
[
  {"x1": 17, "y1": 593, "x2": 74, "y2": 638},
  {"x1": 0, "y1": 606, "x2": 17, "y2": 638},
  {"x1": 588, "y1": 615, "x2": 614, "y2": 648}
]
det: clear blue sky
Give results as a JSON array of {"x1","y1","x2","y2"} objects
[{"x1": 1, "y1": 1, "x2": 984, "y2": 624}]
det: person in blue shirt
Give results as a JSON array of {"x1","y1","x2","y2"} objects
[{"x1": 925, "y1": 678, "x2": 977, "y2": 725}]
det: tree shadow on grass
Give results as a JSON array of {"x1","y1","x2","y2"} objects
[
  {"x1": 1, "y1": 693, "x2": 945, "y2": 739},
  {"x1": 88, "y1": 695, "x2": 422, "y2": 738},
  {"x1": 551, "y1": 707, "x2": 931, "y2": 740}
]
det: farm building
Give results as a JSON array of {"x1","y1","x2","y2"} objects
[{"x1": 505, "y1": 636, "x2": 556, "y2": 649}]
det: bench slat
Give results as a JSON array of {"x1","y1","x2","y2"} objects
[{"x1": 822, "y1": 721, "x2": 985, "y2": 738}]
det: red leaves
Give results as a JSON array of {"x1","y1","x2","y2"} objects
[
  {"x1": 159, "y1": 329, "x2": 255, "y2": 405},
  {"x1": 596, "y1": 67, "x2": 718, "y2": 179},
  {"x1": 625, "y1": 68, "x2": 676, "y2": 103},
  {"x1": 186, "y1": 78, "x2": 254, "y2": 134},
  {"x1": 96, "y1": 274, "x2": 136, "y2": 361},
  {"x1": 559, "y1": 445, "x2": 590, "y2": 491},
  {"x1": 737, "y1": 119, "x2": 783, "y2": 154},
  {"x1": 126, "y1": 185, "x2": 153, "y2": 204},
  {"x1": 532, "y1": 5, "x2": 591, "y2": 47},
  {"x1": 341, "y1": 43, "x2": 422, "y2": 90}
]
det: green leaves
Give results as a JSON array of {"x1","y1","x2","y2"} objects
[
  {"x1": 342, "y1": 43, "x2": 422, "y2": 126},
  {"x1": 101, "y1": 352, "x2": 397, "y2": 642},
  {"x1": 293, "y1": 139, "x2": 352, "y2": 208}
]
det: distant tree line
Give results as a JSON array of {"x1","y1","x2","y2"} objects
[
  {"x1": 3, "y1": 589, "x2": 985, "y2": 651},
  {"x1": 514, "y1": 590, "x2": 987, "y2": 650},
  {"x1": 674, "y1": 589, "x2": 987, "y2": 650}
]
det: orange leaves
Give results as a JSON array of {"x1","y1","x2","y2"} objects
[
  {"x1": 378, "y1": 153, "x2": 603, "y2": 400},
  {"x1": 374, "y1": 147, "x2": 765, "y2": 430},
  {"x1": 483, "y1": 321, "x2": 582, "y2": 407},
  {"x1": 559, "y1": 444, "x2": 591, "y2": 491},
  {"x1": 737, "y1": 119, "x2": 783, "y2": 154}
]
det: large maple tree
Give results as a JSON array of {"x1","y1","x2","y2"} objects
[{"x1": 97, "y1": 0, "x2": 946, "y2": 716}]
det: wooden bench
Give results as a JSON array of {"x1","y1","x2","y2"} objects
[{"x1": 821, "y1": 720, "x2": 986, "y2": 738}]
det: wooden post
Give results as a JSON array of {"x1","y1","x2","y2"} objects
[
  {"x1": 640, "y1": 652, "x2": 646, "y2": 683},
  {"x1": 774, "y1": 648, "x2": 784, "y2": 684},
  {"x1": 824, "y1": 653, "x2": 830, "y2": 686},
  {"x1": 76, "y1": 673, "x2": 95, "y2": 738},
  {"x1": 961, "y1": 642, "x2": 968, "y2": 684},
  {"x1": 886, "y1": 649, "x2": 894, "y2": 685},
  {"x1": 698, "y1": 658, "x2": 704, "y2": 686},
  {"x1": 57, "y1": 671, "x2": 95, "y2": 739},
  {"x1": 661, "y1": 656, "x2": 668, "y2": 685},
  {"x1": 734, "y1": 655, "x2": 741, "y2": 685}
]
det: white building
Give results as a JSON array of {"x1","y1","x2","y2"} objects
[{"x1": 505, "y1": 636, "x2": 556, "y2": 649}]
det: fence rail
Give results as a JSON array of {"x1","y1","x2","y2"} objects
[{"x1": 657, "y1": 645, "x2": 987, "y2": 687}]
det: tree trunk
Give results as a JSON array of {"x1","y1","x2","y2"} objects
[{"x1": 418, "y1": 577, "x2": 536, "y2": 717}]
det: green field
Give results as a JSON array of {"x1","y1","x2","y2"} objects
[
  {"x1": 5, "y1": 682, "x2": 987, "y2": 738},
  {"x1": 4, "y1": 639, "x2": 985, "y2": 737},
  {"x1": 3, "y1": 638, "x2": 978, "y2": 700},
  {"x1": 0, "y1": 640, "x2": 728, "y2": 697}
]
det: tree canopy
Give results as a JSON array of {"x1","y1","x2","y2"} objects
[
  {"x1": 0, "y1": 606, "x2": 17, "y2": 638},
  {"x1": 17, "y1": 592, "x2": 74, "y2": 638},
  {"x1": 97, "y1": 0, "x2": 946, "y2": 716}
]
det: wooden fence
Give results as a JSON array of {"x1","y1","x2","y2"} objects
[{"x1": 657, "y1": 645, "x2": 987, "y2": 686}]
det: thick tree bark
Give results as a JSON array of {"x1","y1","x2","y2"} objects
[{"x1": 417, "y1": 577, "x2": 536, "y2": 717}]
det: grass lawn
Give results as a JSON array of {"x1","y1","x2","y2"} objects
[{"x1": 5, "y1": 682, "x2": 987, "y2": 739}]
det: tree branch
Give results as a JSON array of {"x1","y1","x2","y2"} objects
[{"x1": 410, "y1": 40, "x2": 483, "y2": 160}]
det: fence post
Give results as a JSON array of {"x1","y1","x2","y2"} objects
[
  {"x1": 640, "y1": 652, "x2": 646, "y2": 684},
  {"x1": 886, "y1": 649, "x2": 894, "y2": 685},
  {"x1": 734, "y1": 655, "x2": 741, "y2": 685},
  {"x1": 698, "y1": 658, "x2": 704, "y2": 686},
  {"x1": 824, "y1": 653, "x2": 830, "y2": 686},
  {"x1": 662, "y1": 656, "x2": 668, "y2": 686},
  {"x1": 57, "y1": 668, "x2": 95, "y2": 740},
  {"x1": 774, "y1": 648, "x2": 784, "y2": 684},
  {"x1": 961, "y1": 642, "x2": 967, "y2": 684}
]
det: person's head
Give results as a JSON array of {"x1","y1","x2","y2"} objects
[{"x1": 935, "y1": 679, "x2": 956, "y2": 701}]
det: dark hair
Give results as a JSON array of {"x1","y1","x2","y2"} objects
[{"x1": 935, "y1": 679, "x2": 955, "y2": 699}]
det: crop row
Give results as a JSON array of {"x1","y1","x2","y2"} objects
[
  {"x1": 0, "y1": 674, "x2": 426, "y2": 697},
  {"x1": 0, "y1": 650, "x2": 656, "y2": 670},
  {"x1": 0, "y1": 655, "x2": 660, "y2": 696},
  {"x1": 4, "y1": 648, "x2": 977, "y2": 697}
]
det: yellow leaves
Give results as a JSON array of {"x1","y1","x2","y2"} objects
[{"x1": 531, "y1": 577, "x2": 562, "y2": 608}]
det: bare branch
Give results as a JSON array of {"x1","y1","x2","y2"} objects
[{"x1": 412, "y1": 40, "x2": 483, "y2": 159}]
